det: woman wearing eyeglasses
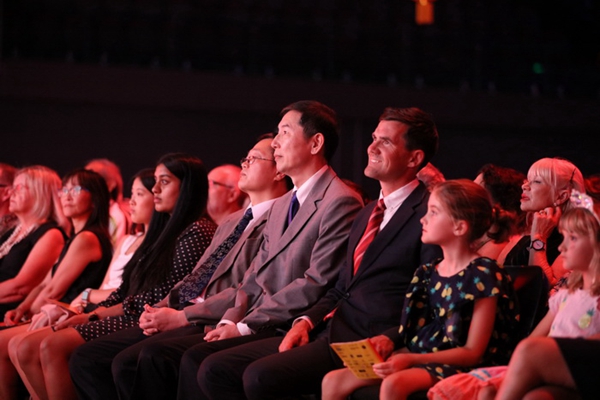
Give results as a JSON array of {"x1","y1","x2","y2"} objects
[
  {"x1": 0, "y1": 166, "x2": 70, "y2": 318},
  {"x1": 0, "y1": 168, "x2": 113, "y2": 399},
  {"x1": 7, "y1": 153, "x2": 217, "y2": 400}
]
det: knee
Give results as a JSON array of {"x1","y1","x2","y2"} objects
[
  {"x1": 380, "y1": 376, "x2": 404, "y2": 400},
  {"x1": 9, "y1": 335, "x2": 38, "y2": 366},
  {"x1": 513, "y1": 337, "x2": 550, "y2": 358},
  {"x1": 38, "y1": 336, "x2": 54, "y2": 366},
  {"x1": 137, "y1": 342, "x2": 165, "y2": 364},
  {"x1": 320, "y1": 371, "x2": 338, "y2": 399},
  {"x1": 111, "y1": 346, "x2": 139, "y2": 379},
  {"x1": 242, "y1": 361, "x2": 277, "y2": 399},
  {"x1": 181, "y1": 349, "x2": 202, "y2": 378}
]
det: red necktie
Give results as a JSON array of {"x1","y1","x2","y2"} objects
[
  {"x1": 323, "y1": 199, "x2": 387, "y2": 321},
  {"x1": 352, "y1": 199, "x2": 386, "y2": 275}
]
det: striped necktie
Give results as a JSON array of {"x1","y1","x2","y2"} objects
[{"x1": 352, "y1": 199, "x2": 386, "y2": 275}]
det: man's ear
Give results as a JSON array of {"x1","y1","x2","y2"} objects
[
  {"x1": 310, "y1": 133, "x2": 325, "y2": 156},
  {"x1": 226, "y1": 187, "x2": 241, "y2": 204},
  {"x1": 274, "y1": 172, "x2": 287, "y2": 182},
  {"x1": 407, "y1": 150, "x2": 425, "y2": 169}
]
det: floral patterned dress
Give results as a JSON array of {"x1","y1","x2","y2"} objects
[{"x1": 398, "y1": 257, "x2": 519, "y2": 381}]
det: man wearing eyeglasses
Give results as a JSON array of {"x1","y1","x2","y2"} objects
[
  {"x1": 0, "y1": 163, "x2": 17, "y2": 238},
  {"x1": 69, "y1": 101, "x2": 363, "y2": 400},
  {"x1": 206, "y1": 164, "x2": 247, "y2": 226}
]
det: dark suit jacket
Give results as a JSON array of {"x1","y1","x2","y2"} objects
[
  {"x1": 303, "y1": 181, "x2": 443, "y2": 343},
  {"x1": 221, "y1": 167, "x2": 364, "y2": 332},
  {"x1": 154, "y1": 208, "x2": 270, "y2": 324}
]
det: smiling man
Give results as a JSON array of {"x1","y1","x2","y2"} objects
[{"x1": 190, "y1": 107, "x2": 443, "y2": 400}]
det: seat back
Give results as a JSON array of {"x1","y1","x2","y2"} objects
[{"x1": 503, "y1": 265, "x2": 549, "y2": 343}]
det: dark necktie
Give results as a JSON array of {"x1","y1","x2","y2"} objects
[
  {"x1": 352, "y1": 199, "x2": 386, "y2": 275},
  {"x1": 286, "y1": 191, "x2": 299, "y2": 227},
  {"x1": 177, "y1": 208, "x2": 254, "y2": 304}
]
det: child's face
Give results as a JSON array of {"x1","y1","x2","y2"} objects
[
  {"x1": 420, "y1": 191, "x2": 457, "y2": 245},
  {"x1": 559, "y1": 229, "x2": 594, "y2": 272}
]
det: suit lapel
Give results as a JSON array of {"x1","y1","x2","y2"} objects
[
  {"x1": 208, "y1": 214, "x2": 268, "y2": 284},
  {"x1": 258, "y1": 168, "x2": 336, "y2": 272},
  {"x1": 350, "y1": 183, "x2": 428, "y2": 283}
]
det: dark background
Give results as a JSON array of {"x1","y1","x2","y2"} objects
[{"x1": 1, "y1": 0, "x2": 599, "y2": 199}]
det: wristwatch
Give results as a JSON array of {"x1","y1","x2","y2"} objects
[
  {"x1": 81, "y1": 288, "x2": 92, "y2": 307},
  {"x1": 88, "y1": 312, "x2": 100, "y2": 322},
  {"x1": 528, "y1": 239, "x2": 546, "y2": 251}
]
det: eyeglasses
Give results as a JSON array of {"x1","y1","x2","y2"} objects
[
  {"x1": 240, "y1": 156, "x2": 276, "y2": 166},
  {"x1": 9, "y1": 184, "x2": 28, "y2": 194},
  {"x1": 58, "y1": 186, "x2": 89, "y2": 198},
  {"x1": 209, "y1": 180, "x2": 234, "y2": 189}
]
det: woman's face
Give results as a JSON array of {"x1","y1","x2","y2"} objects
[
  {"x1": 520, "y1": 172, "x2": 554, "y2": 212},
  {"x1": 129, "y1": 177, "x2": 154, "y2": 225},
  {"x1": 59, "y1": 177, "x2": 93, "y2": 220},
  {"x1": 8, "y1": 174, "x2": 34, "y2": 216},
  {"x1": 152, "y1": 164, "x2": 181, "y2": 214}
]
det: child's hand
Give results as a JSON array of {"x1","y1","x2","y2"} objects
[{"x1": 372, "y1": 353, "x2": 414, "y2": 379}]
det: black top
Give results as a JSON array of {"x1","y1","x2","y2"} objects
[
  {"x1": 53, "y1": 226, "x2": 112, "y2": 303},
  {"x1": 503, "y1": 228, "x2": 562, "y2": 267},
  {"x1": 0, "y1": 221, "x2": 66, "y2": 282}
]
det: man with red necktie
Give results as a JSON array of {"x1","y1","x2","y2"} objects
[{"x1": 189, "y1": 106, "x2": 444, "y2": 400}]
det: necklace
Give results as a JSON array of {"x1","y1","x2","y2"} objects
[{"x1": 0, "y1": 223, "x2": 39, "y2": 258}]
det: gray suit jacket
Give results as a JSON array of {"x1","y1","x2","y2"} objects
[
  {"x1": 220, "y1": 167, "x2": 364, "y2": 332},
  {"x1": 156, "y1": 208, "x2": 269, "y2": 323}
]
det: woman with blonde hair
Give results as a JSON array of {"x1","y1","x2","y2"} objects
[
  {"x1": 0, "y1": 166, "x2": 70, "y2": 317},
  {"x1": 0, "y1": 168, "x2": 112, "y2": 400},
  {"x1": 498, "y1": 157, "x2": 586, "y2": 287}
]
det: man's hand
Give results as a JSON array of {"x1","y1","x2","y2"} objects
[
  {"x1": 204, "y1": 324, "x2": 241, "y2": 342},
  {"x1": 279, "y1": 319, "x2": 311, "y2": 352},
  {"x1": 139, "y1": 304, "x2": 188, "y2": 336},
  {"x1": 368, "y1": 335, "x2": 395, "y2": 360}
]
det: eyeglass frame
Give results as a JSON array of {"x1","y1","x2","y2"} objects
[
  {"x1": 240, "y1": 156, "x2": 276, "y2": 167},
  {"x1": 57, "y1": 185, "x2": 89, "y2": 198},
  {"x1": 209, "y1": 180, "x2": 235, "y2": 190},
  {"x1": 8, "y1": 184, "x2": 29, "y2": 194}
]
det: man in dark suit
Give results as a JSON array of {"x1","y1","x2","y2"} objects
[
  {"x1": 183, "y1": 107, "x2": 443, "y2": 400},
  {"x1": 69, "y1": 101, "x2": 364, "y2": 400}
]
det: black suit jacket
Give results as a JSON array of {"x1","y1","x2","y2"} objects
[{"x1": 304, "y1": 181, "x2": 442, "y2": 343}]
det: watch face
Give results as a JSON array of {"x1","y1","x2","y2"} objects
[{"x1": 532, "y1": 240, "x2": 545, "y2": 250}]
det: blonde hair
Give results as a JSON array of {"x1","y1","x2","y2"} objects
[
  {"x1": 15, "y1": 166, "x2": 71, "y2": 233},
  {"x1": 527, "y1": 157, "x2": 585, "y2": 211},
  {"x1": 560, "y1": 208, "x2": 600, "y2": 296}
]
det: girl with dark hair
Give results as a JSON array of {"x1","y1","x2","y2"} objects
[
  {"x1": 8, "y1": 154, "x2": 216, "y2": 400},
  {"x1": 0, "y1": 168, "x2": 113, "y2": 399},
  {"x1": 70, "y1": 168, "x2": 156, "y2": 309}
]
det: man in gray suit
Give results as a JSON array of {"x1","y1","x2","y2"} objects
[
  {"x1": 68, "y1": 134, "x2": 290, "y2": 399},
  {"x1": 69, "y1": 101, "x2": 364, "y2": 400}
]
